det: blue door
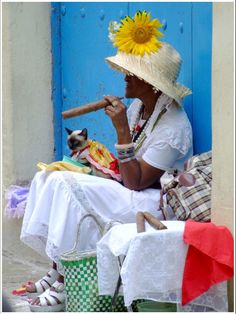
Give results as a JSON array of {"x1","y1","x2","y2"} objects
[{"x1": 51, "y1": 2, "x2": 212, "y2": 160}]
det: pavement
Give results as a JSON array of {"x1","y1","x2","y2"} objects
[
  {"x1": 2, "y1": 247, "x2": 49, "y2": 312},
  {"x1": 2, "y1": 228, "x2": 49, "y2": 312}
]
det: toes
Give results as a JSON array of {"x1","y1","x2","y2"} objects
[
  {"x1": 22, "y1": 281, "x2": 33, "y2": 287},
  {"x1": 29, "y1": 298, "x2": 36, "y2": 305},
  {"x1": 34, "y1": 299, "x2": 40, "y2": 306},
  {"x1": 36, "y1": 299, "x2": 41, "y2": 306},
  {"x1": 30, "y1": 296, "x2": 48, "y2": 306},
  {"x1": 25, "y1": 283, "x2": 36, "y2": 293}
]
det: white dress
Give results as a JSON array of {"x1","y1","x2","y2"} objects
[{"x1": 20, "y1": 94, "x2": 192, "y2": 272}]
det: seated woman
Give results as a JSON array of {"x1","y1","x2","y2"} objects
[{"x1": 20, "y1": 10, "x2": 192, "y2": 311}]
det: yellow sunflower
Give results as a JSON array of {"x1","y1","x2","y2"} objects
[{"x1": 114, "y1": 11, "x2": 163, "y2": 56}]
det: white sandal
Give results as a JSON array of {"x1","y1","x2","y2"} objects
[
  {"x1": 25, "y1": 268, "x2": 59, "y2": 298},
  {"x1": 29, "y1": 281, "x2": 65, "y2": 312}
]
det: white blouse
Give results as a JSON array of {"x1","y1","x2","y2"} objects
[{"x1": 127, "y1": 94, "x2": 193, "y2": 171}]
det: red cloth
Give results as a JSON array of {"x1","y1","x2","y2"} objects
[{"x1": 182, "y1": 219, "x2": 234, "y2": 305}]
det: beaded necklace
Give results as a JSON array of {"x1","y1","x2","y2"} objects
[
  {"x1": 132, "y1": 118, "x2": 149, "y2": 143},
  {"x1": 130, "y1": 104, "x2": 167, "y2": 153},
  {"x1": 131, "y1": 105, "x2": 149, "y2": 143}
]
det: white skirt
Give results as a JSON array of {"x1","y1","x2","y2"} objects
[{"x1": 20, "y1": 171, "x2": 163, "y2": 272}]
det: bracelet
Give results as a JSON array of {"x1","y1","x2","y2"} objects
[
  {"x1": 115, "y1": 143, "x2": 134, "y2": 150},
  {"x1": 115, "y1": 142, "x2": 135, "y2": 160},
  {"x1": 117, "y1": 147, "x2": 135, "y2": 159},
  {"x1": 119, "y1": 156, "x2": 136, "y2": 163},
  {"x1": 118, "y1": 153, "x2": 135, "y2": 160}
]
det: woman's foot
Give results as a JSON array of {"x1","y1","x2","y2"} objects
[
  {"x1": 23, "y1": 268, "x2": 59, "y2": 297},
  {"x1": 29, "y1": 280, "x2": 65, "y2": 312}
]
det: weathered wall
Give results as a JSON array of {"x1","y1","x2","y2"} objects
[{"x1": 2, "y1": 2, "x2": 53, "y2": 256}]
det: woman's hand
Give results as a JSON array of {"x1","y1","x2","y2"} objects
[
  {"x1": 104, "y1": 95, "x2": 164, "y2": 190},
  {"x1": 104, "y1": 95, "x2": 131, "y2": 144},
  {"x1": 103, "y1": 95, "x2": 127, "y2": 130}
]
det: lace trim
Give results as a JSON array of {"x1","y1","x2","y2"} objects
[
  {"x1": 21, "y1": 220, "x2": 65, "y2": 274},
  {"x1": 62, "y1": 172, "x2": 105, "y2": 227}
]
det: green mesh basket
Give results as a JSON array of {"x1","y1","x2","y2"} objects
[
  {"x1": 137, "y1": 300, "x2": 176, "y2": 312},
  {"x1": 60, "y1": 214, "x2": 127, "y2": 312}
]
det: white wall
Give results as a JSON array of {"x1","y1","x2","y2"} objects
[
  {"x1": 211, "y1": 4, "x2": 234, "y2": 310},
  {"x1": 211, "y1": 3, "x2": 234, "y2": 233},
  {"x1": 3, "y1": 2, "x2": 54, "y2": 188},
  {"x1": 2, "y1": 2, "x2": 53, "y2": 256}
]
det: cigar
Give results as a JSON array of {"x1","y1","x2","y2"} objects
[
  {"x1": 143, "y1": 212, "x2": 167, "y2": 230},
  {"x1": 62, "y1": 97, "x2": 124, "y2": 119},
  {"x1": 136, "y1": 212, "x2": 146, "y2": 233}
]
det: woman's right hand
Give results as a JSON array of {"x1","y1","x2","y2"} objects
[{"x1": 104, "y1": 95, "x2": 131, "y2": 144}]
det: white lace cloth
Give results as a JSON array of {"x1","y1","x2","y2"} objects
[{"x1": 97, "y1": 221, "x2": 228, "y2": 312}]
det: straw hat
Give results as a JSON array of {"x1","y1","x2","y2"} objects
[{"x1": 106, "y1": 11, "x2": 192, "y2": 105}]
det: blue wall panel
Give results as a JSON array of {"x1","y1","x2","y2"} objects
[
  {"x1": 192, "y1": 3, "x2": 212, "y2": 153},
  {"x1": 60, "y1": 3, "x2": 129, "y2": 157},
  {"x1": 51, "y1": 3, "x2": 63, "y2": 160},
  {"x1": 51, "y1": 2, "x2": 212, "y2": 159}
]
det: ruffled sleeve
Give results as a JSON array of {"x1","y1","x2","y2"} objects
[
  {"x1": 154, "y1": 123, "x2": 192, "y2": 156},
  {"x1": 140, "y1": 106, "x2": 193, "y2": 170}
]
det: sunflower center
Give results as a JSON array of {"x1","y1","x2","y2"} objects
[{"x1": 132, "y1": 26, "x2": 152, "y2": 44}]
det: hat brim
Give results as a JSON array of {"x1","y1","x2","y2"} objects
[{"x1": 106, "y1": 53, "x2": 192, "y2": 106}]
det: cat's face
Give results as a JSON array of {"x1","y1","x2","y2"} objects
[{"x1": 65, "y1": 128, "x2": 88, "y2": 152}]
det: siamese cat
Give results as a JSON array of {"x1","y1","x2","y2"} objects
[
  {"x1": 65, "y1": 127, "x2": 121, "y2": 181},
  {"x1": 65, "y1": 127, "x2": 88, "y2": 163}
]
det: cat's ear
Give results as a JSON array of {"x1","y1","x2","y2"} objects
[
  {"x1": 81, "y1": 128, "x2": 88, "y2": 140},
  {"x1": 65, "y1": 127, "x2": 73, "y2": 135}
]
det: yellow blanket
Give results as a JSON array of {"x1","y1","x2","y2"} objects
[{"x1": 37, "y1": 161, "x2": 91, "y2": 174}]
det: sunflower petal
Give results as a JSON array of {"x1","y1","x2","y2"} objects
[{"x1": 113, "y1": 10, "x2": 163, "y2": 55}]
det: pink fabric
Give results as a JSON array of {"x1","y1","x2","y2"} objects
[{"x1": 182, "y1": 219, "x2": 234, "y2": 305}]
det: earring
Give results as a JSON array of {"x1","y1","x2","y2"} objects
[{"x1": 152, "y1": 87, "x2": 159, "y2": 93}]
